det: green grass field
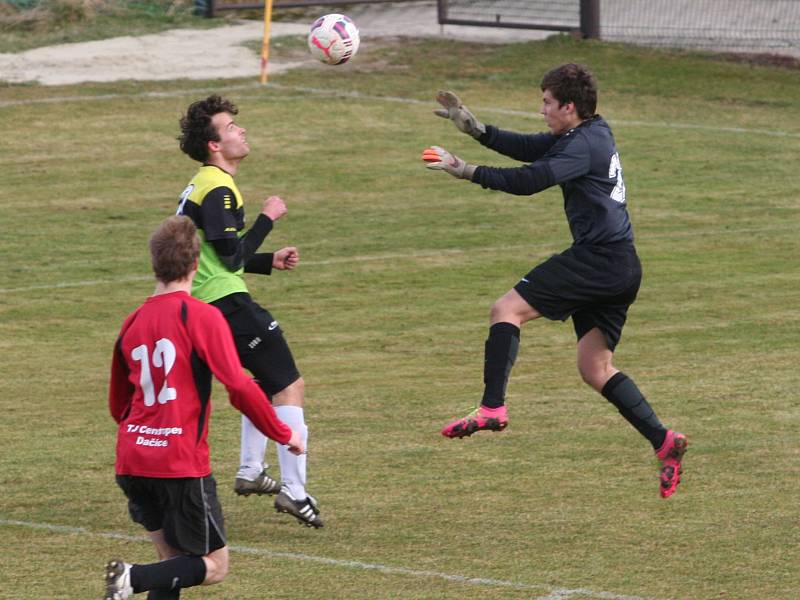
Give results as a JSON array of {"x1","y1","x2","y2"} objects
[{"x1": 1, "y1": 30, "x2": 799, "y2": 600}]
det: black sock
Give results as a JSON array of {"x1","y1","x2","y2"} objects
[
  {"x1": 148, "y1": 589, "x2": 181, "y2": 599},
  {"x1": 131, "y1": 556, "x2": 206, "y2": 593},
  {"x1": 601, "y1": 372, "x2": 667, "y2": 450},
  {"x1": 481, "y1": 322, "x2": 520, "y2": 408}
]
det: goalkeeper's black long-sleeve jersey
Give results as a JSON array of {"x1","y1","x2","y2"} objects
[{"x1": 472, "y1": 115, "x2": 634, "y2": 246}]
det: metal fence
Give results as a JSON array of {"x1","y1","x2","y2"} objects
[
  {"x1": 437, "y1": 0, "x2": 586, "y2": 34},
  {"x1": 436, "y1": 0, "x2": 800, "y2": 57},
  {"x1": 201, "y1": 0, "x2": 800, "y2": 57},
  {"x1": 203, "y1": 0, "x2": 600, "y2": 36},
  {"x1": 601, "y1": 0, "x2": 800, "y2": 56},
  {"x1": 200, "y1": 0, "x2": 420, "y2": 16}
]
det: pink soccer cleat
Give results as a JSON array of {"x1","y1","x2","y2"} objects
[
  {"x1": 656, "y1": 430, "x2": 688, "y2": 498},
  {"x1": 441, "y1": 405, "x2": 508, "y2": 438}
]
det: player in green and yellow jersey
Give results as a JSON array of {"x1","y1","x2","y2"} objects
[{"x1": 177, "y1": 95, "x2": 322, "y2": 528}]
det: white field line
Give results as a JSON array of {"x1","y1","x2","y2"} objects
[
  {"x1": 0, "y1": 518, "x2": 660, "y2": 600},
  {"x1": 1, "y1": 81, "x2": 799, "y2": 139},
  {"x1": 0, "y1": 224, "x2": 795, "y2": 295}
]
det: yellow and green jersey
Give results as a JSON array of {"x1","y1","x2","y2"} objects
[{"x1": 177, "y1": 165, "x2": 249, "y2": 303}]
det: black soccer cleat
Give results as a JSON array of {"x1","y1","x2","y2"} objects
[
  {"x1": 234, "y1": 468, "x2": 281, "y2": 496},
  {"x1": 274, "y1": 487, "x2": 324, "y2": 528}
]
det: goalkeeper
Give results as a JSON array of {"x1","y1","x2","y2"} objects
[{"x1": 424, "y1": 63, "x2": 687, "y2": 499}]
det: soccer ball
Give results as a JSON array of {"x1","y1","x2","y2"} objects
[{"x1": 307, "y1": 14, "x2": 360, "y2": 65}]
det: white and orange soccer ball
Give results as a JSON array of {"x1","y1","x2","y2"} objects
[{"x1": 307, "y1": 14, "x2": 360, "y2": 65}]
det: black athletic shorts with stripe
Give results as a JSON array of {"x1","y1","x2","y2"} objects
[
  {"x1": 211, "y1": 292, "x2": 301, "y2": 397},
  {"x1": 513, "y1": 242, "x2": 642, "y2": 351},
  {"x1": 116, "y1": 474, "x2": 226, "y2": 556}
]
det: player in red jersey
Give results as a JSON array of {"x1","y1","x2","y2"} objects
[{"x1": 105, "y1": 215, "x2": 303, "y2": 600}]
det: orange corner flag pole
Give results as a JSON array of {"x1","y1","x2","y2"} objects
[{"x1": 260, "y1": 0, "x2": 274, "y2": 84}]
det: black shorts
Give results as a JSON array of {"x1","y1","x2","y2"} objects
[
  {"x1": 116, "y1": 474, "x2": 226, "y2": 556},
  {"x1": 211, "y1": 293, "x2": 301, "y2": 397},
  {"x1": 513, "y1": 243, "x2": 642, "y2": 351}
]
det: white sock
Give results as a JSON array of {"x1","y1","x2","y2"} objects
[
  {"x1": 275, "y1": 405, "x2": 308, "y2": 500},
  {"x1": 237, "y1": 415, "x2": 267, "y2": 481}
]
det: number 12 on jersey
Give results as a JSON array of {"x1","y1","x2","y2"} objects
[{"x1": 131, "y1": 339, "x2": 178, "y2": 407}]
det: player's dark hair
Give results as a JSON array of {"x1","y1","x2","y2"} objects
[
  {"x1": 149, "y1": 216, "x2": 200, "y2": 283},
  {"x1": 178, "y1": 94, "x2": 239, "y2": 162},
  {"x1": 540, "y1": 63, "x2": 597, "y2": 119}
]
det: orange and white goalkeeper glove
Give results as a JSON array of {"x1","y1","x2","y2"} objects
[
  {"x1": 422, "y1": 146, "x2": 476, "y2": 180},
  {"x1": 433, "y1": 91, "x2": 486, "y2": 139}
]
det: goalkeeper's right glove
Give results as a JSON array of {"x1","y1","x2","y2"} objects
[
  {"x1": 433, "y1": 91, "x2": 486, "y2": 139},
  {"x1": 422, "y1": 146, "x2": 476, "y2": 180}
]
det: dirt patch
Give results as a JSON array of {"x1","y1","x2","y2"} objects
[
  {"x1": 716, "y1": 51, "x2": 800, "y2": 70},
  {"x1": 0, "y1": 2, "x2": 551, "y2": 85}
]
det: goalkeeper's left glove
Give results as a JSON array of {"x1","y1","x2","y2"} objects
[
  {"x1": 433, "y1": 91, "x2": 486, "y2": 139},
  {"x1": 422, "y1": 146, "x2": 476, "y2": 180}
]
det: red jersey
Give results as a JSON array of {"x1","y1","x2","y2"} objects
[{"x1": 109, "y1": 291, "x2": 291, "y2": 478}]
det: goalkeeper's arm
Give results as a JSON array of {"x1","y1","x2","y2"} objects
[{"x1": 433, "y1": 91, "x2": 486, "y2": 140}]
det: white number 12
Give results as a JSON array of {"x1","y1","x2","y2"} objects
[{"x1": 131, "y1": 339, "x2": 178, "y2": 407}]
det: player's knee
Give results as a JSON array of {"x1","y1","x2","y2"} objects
[
  {"x1": 577, "y1": 362, "x2": 604, "y2": 391},
  {"x1": 292, "y1": 376, "x2": 305, "y2": 397},
  {"x1": 577, "y1": 365, "x2": 593, "y2": 387},
  {"x1": 490, "y1": 298, "x2": 509, "y2": 322},
  {"x1": 156, "y1": 547, "x2": 181, "y2": 561},
  {"x1": 202, "y1": 548, "x2": 229, "y2": 585},
  {"x1": 273, "y1": 376, "x2": 305, "y2": 407},
  {"x1": 216, "y1": 557, "x2": 229, "y2": 582}
]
